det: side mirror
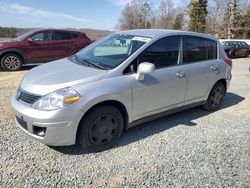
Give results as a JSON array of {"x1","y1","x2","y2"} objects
[
  {"x1": 135, "y1": 62, "x2": 155, "y2": 80},
  {"x1": 27, "y1": 37, "x2": 33, "y2": 43}
]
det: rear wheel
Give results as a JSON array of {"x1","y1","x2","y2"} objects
[
  {"x1": 1, "y1": 53, "x2": 23, "y2": 71},
  {"x1": 202, "y1": 82, "x2": 226, "y2": 111},
  {"x1": 77, "y1": 105, "x2": 124, "y2": 152}
]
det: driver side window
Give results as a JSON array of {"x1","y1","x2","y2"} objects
[
  {"x1": 124, "y1": 36, "x2": 182, "y2": 74},
  {"x1": 32, "y1": 32, "x2": 52, "y2": 41}
]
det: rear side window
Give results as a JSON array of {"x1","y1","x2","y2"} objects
[
  {"x1": 52, "y1": 32, "x2": 72, "y2": 40},
  {"x1": 71, "y1": 33, "x2": 80, "y2": 39},
  {"x1": 138, "y1": 36, "x2": 182, "y2": 69},
  {"x1": 184, "y1": 37, "x2": 217, "y2": 63}
]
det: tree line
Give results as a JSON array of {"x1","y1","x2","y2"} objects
[
  {"x1": 117, "y1": 0, "x2": 250, "y2": 39},
  {"x1": 0, "y1": 27, "x2": 17, "y2": 38},
  {"x1": 0, "y1": 27, "x2": 31, "y2": 38},
  {"x1": 1, "y1": 0, "x2": 249, "y2": 39}
]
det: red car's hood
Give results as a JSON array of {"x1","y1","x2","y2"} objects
[{"x1": 0, "y1": 40, "x2": 17, "y2": 44}]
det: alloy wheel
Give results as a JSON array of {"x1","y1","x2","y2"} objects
[{"x1": 4, "y1": 56, "x2": 21, "y2": 70}]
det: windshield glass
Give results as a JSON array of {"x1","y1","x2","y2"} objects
[
  {"x1": 75, "y1": 34, "x2": 150, "y2": 69},
  {"x1": 16, "y1": 31, "x2": 35, "y2": 41}
]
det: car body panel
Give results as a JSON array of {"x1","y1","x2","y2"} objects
[
  {"x1": 21, "y1": 58, "x2": 107, "y2": 95},
  {"x1": 132, "y1": 66, "x2": 187, "y2": 119},
  {"x1": 11, "y1": 88, "x2": 83, "y2": 145},
  {"x1": 184, "y1": 60, "x2": 218, "y2": 103}
]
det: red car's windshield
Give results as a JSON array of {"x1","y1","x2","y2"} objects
[{"x1": 16, "y1": 31, "x2": 35, "y2": 41}]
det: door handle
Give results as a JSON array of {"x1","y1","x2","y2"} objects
[
  {"x1": 176, "y1": 72, "x2": 186, "y2": 78},
  {"x1": 210, "y1": 66, "x2": 218, "y2": 71}
]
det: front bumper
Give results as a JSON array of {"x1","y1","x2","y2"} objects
[{"x1": 10, "y1": 90, "x2": 84, "y2": 146}]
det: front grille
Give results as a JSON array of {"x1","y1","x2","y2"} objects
[
  {"x1": 18, "y1": 90, "x2": 41, "y2": 105},
  {"x1": 16, "y1": 116, "x2": 28, "y2": 130}
]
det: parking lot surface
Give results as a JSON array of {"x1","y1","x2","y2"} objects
[{"x1": 0, "y1": 58, "x2": 249, "y2": 187}]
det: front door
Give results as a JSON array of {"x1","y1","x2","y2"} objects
[
  {"x1": 24, "y1": 31, "x2": 54, "y2": 63},
  {"x1": 132, "y1": 36, "x2": 187, "y2": 120}
]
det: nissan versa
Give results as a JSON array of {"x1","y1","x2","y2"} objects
[{"x1": 11, "y1": 29, "x2": 232, "y2": 152}]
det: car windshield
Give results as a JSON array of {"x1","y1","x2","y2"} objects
[
  {"x1": 74, "y1": 34, "x2": 150, "y2": 69},
  {"x1": 16, "y1": 31, "x2": 35, "y2": 41}
]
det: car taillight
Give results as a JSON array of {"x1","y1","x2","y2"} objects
[{"x1": 224, "y1": 57, "x2": 232, "y2": 68}]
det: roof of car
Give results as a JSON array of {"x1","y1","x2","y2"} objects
[
  {"x1": 31, "y1": 28, "x2": 83, "y2": 34},
  {"x1": 116, "y1": 29, "x2": 217, "y2": 41}
]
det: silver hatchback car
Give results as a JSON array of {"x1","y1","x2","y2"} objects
[{"x1": 11, "y1": 29, "x2": 232, "y2": 152}]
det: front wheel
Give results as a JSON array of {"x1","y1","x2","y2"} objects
[
  {"x1": 202, "y1": 82, "x2": 226, "y2": 111},
  {"x1": 77, "y1": 105, "x2": 124, "y2": 152},
  {"x1": 1, "y1": 53, "x2": 23, "y2": 71}
]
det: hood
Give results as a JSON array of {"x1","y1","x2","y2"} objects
[
  {"x1": 0, "y1": 40, "x2": 16, "y2": 44},
  {"x1": 21, "y1": 58, "x2": 107, "y2": 95}
]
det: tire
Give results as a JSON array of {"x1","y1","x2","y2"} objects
[
  {"x1": 77, "y1": 105, "x2": 124, "y2": 152},
  {"x1": 1, "y1": 53, "x2": 23, "y2": 71},
  {"x1": 202, "y1": 82, "x2": 226, "y2": 111}
]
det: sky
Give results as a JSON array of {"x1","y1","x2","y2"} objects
[{"x1": 0, "y1": 0, "x2": 188, "y2": 30}]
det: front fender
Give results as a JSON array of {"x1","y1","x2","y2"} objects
[
  {"x1": 72, "y1": 75, "x2": 133, "y2": 123},
  {"x1": 0, "y1": 48, "x2": 27, "y2": 64}
]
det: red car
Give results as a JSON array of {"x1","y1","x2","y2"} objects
[{"x1": 0, "y1": 29, "x2": 92, "y2": 71}]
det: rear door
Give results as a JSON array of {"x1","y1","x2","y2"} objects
[
  {"x1": 183, "y1": 36, "x2": 218, "y2": 104},
  {"x1": 50, "y1": 31, "x2": 76, "y2": 59},
  {"x1": 72, "y1": 33, "x2": 92, "y2": 51},
  {"x1": 132, "y1": 36, "x2": 188, "y2": 120}
]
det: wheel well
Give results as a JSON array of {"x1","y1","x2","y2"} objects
[
  {"x1": 0, "y1": 51, "x2": 25, "y2": 66},
  {"x1": 216, "y1": 79, "x2": 227, "y2": 90},
  {"x1": 76, "y1": 100, "x2": 129, "y2": 141}
]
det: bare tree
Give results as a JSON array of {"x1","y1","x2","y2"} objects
[
  {"x1": 118, "y1": 4, "x2": 136, "y2": 30},
  {"x1": 157, "y1": 0, "x2": 175, "y2": 29},
  {"x1": 223, "y1": 0, "x2": 248, "y2": 39},
  {"x1": 118, "y1": 0, "x2": 153, "y2": 30},
  {"x1": 206, "y1": 0, "x2": 227, "y2": 37}
]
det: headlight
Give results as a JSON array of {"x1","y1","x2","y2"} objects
[{"x1": 32, "y1": 87, "x2": 80, "y2": 111}]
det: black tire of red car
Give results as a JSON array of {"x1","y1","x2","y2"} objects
[
  {"x1": 77, "y1": 105, "x2": 124, "y2": 152},
  {"x1": 202, "y1": 82, "x2": 226, "y2": 111},
  {"x1": 1, "y1": 53, "x2": 23, "y2": 71}
]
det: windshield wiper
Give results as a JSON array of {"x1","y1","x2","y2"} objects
[
  {"x1": 70, "y1": 54, "x2": 109, "y2": 70},
  {"x1": 70, "y1": 55, "x2": 92, "y2": 67},
  {"x1": 79, "y1": 57, "x2": 109, "y2": 70}
]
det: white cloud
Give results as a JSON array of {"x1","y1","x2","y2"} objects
[
  {"x1": 109, "y1": 0, "x2": 132, "y2": 7},
  {"x1": 0, "y1": 3, "x2": 92, "y2": 22}
]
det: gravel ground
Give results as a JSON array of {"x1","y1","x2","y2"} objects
[{"x1": 0, "y1": 58, "x2": 250, "y2": 187}]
